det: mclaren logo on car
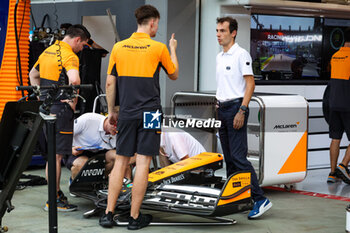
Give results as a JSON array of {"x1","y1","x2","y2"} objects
[
  {"x1": 273, "y1": 124, "x2": 297, "y2": 129},
  {"x1": 273, "y1": 121, "x2": 300, "y2": 130}
]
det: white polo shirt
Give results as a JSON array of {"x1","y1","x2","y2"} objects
[
  {"x1": 73, "y1": 113, "x2": 116, "y2": 150},
  {"x1": 216, "y1": 43, "x2": 253, "y2": 102},
  {"x1": 160, "y1": 129, "x2": 206, "y2": 163}
]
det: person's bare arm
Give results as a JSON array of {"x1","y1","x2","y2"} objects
[
  {"x1": 72, "y1": 146, "x2": 83, "y2": 156},
  {"x1": 241, "y1": 75, "x2": 255, "y2": 108},
  {"x1": 29, "y1": 67, "x2": 41, "y2": 100},
  {"x1": 168, "y1": 33, "x2": 179, "y2": 80},
  {"x1": 67, "y1": 69, "x2": 80, "y2": 86},
  {"x1": 29, "y1": 67, "x2": 40, "y2": 86},
  {"x1": 159, "y1": 147, "x2": 171, "y2": 167},
  {"x1": 64, "y1": 69, "x2": 81, "y2": 111},
  {"x1": 106, "y1": 74, "x2": 118, "y2": 125},
  {"x1": 233, "y1": 75, "x2": 255, "y2": 130},
  {"x1": 159, "y1": 154, "x2": 171, "y2": 167},
  {"x1": 180, "y1": 155, "x2": 189, "y2": 161}
]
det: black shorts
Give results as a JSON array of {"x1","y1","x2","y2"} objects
[
  {"x1": 329, "y1": 110, "x2": 350, "y2": 140},
  {"x1": 65, "y1": 150, "x2": 108, "y2": 170},
  {"x1": 115, "y1": 119, "x2": 160, "y2": 157},
  {"x1": 51, "y1": 103, "x2": 74, "y2": 155},
  {"x1": 39, "y1": 103, "x2": 74, "y2": 159}
]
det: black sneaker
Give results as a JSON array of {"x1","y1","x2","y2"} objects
[
  {"x1": 327, "y1": 172, "x2": 341, "y2": 183},
  {"x1": 335, "y1": 164, "x2": 350, "y2": 184},
  {"x1": 58, "y1": 190, "x2": 68, "y2": 203},
  {"x1": 127, "y1": 213, "x2": 152, "y2": 230},
  {"x1": 44, "y1": 199, "x2": 78, "y2": 212},
  {"x1": 99, "y1": 211, "x2": 115, "y2": 228}
]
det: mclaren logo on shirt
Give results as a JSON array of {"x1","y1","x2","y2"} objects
[
  {"x1": 333, "y1": 56, "x2": 348, "y2": 60},
  {"x1": 44, "y1": 51, "x2": 56, "y2": 55},
  {"x1": 122, "y1": 44, "x2": 151, "y2": 50}
]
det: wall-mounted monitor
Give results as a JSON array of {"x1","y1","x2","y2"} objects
[{"x1": 251, "y1": 14, "x2": 323, "y2": 80}]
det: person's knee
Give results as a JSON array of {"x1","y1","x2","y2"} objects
[
  {"x1": 115, "y1": 155, "x2": 131, "y2": 167},
  {"x1": 129, "y1": 155, "x2": 136, "y2": 165},
  {"x1": 331, "y1": 139, "x2": 341, "y2": 146},
  {"x1": 71, "y1": 157, "x2": 88, "y2": 173},
  {"x1": 106, "y1": 150, "x2": 116, "y2": 164},
  {"x1": 136, "y1": 154, "x2": 152, "y2": 163},
  {"x1": 135, "y1": 154, "x2": 152, "y2": 170},
  {"x1": 56, "y1": 154, "x2": 64, "y2": 161},
  {"x1": 71, "y1": 158, "x2": 88, "y2": 179},
  {"x1": 71, "y1": 163, "x2": 83, "y2": 173}
]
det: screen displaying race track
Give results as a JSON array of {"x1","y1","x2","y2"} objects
[{"x1": 251, "y1": 14, "x2": 323, "y2": 80}]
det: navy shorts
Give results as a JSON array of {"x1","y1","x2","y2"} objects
[
  {"x1": 329, "y1": 110, "x2": 350, "y2": 140},
  {"x1": 51, "y1": 103, "x2": 74, "y2": 155},
  {"x1": 65, "y1": 150, "x2": 108, "y2": 170},
  {"x1": 115, "y1": 119, "x2": 160, "y2": 157}
]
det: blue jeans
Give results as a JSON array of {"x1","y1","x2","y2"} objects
[{"x1": 217, "y1": 101, "x2": 265, "y2": 202}]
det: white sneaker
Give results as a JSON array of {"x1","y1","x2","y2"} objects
[{"x1": 248, "y1": 198, "x2": 272, "y2": 219}]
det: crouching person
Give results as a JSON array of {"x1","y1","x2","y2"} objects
[
  {"x1": 159, "y1": 128, "x2": 206, "y2": 167},
  {"x1": 66, "y1": 113, "x2": 117, "y2": 181}
]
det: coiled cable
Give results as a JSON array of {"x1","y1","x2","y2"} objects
[{"x1": 56, "y1": 40, "x2": 63, "y2": 74}]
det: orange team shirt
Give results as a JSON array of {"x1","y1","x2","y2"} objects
[
  {"x1": 107, "y1": 32, "x2": 176, "y2": 120},
  {"x1": 329, "y1": 47, "x2": 350, "y2": 111},
  {"x1": 34, "y1": 41, "x2": 79, "y2": 101},
  {"x1": 34, "y1": 40, "x2": 79, "y2": 82}
]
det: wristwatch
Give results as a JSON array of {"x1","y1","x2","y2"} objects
[{"x1": 239, "y1": 105, "x2": 248, "y2": 113}]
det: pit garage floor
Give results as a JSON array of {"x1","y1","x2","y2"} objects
[{"x1": 2, "y1": 167, "x2": 348, "y2": 233}]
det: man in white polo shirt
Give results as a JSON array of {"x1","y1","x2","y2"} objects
[
  {"x1": 66, "y1": 113, "x2": 117, "y2": 179},
  {"x1": 159, "y1": 128, "x2": 206, "y2": 166},
  {"x1": 215, "y1": 16, "x2": 272, "y2": 219}
]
